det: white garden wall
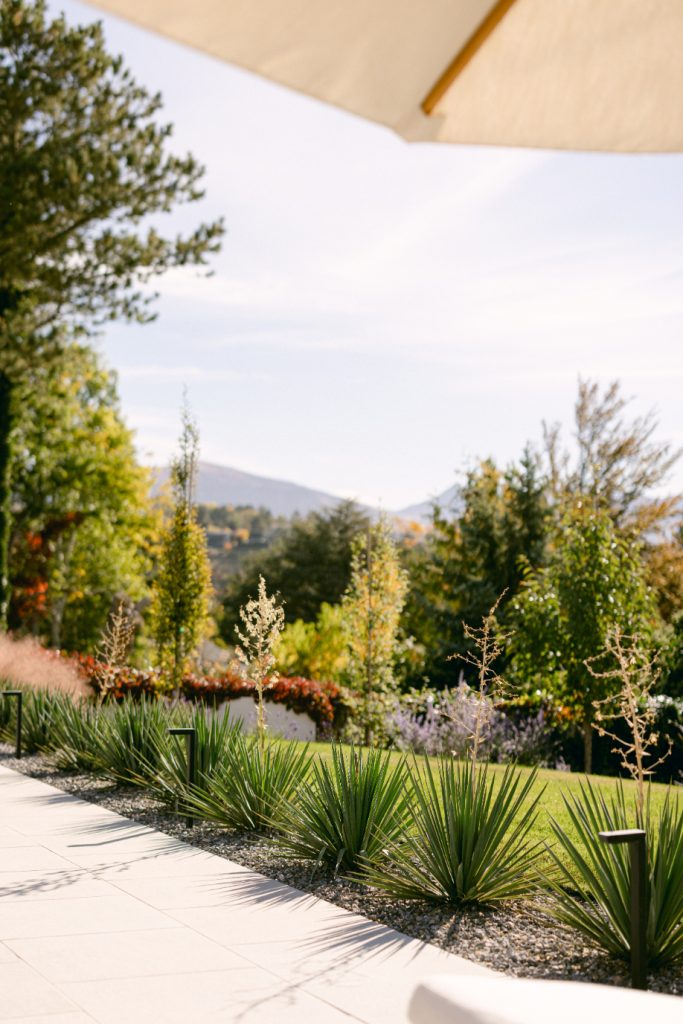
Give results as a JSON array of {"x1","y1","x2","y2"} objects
[{"x1": 218, "y1": 696, "x2": 317, "y2": 742}]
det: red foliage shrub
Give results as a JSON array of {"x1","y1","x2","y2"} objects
[
  {"x1": 180, "y1": 670, "x2": 345, "y2": 726},
  {"x1": 68, "y1": 654, "x2": 348, "y2": 727},
  {"x1": 68, "y1": 653, "x2": 159, "y2": 700}
]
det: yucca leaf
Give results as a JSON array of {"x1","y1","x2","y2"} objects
[
  {"x1": 275, "y1": 745, "x2": 412, "y2": 874},
  {"x1": 365, "y1": 758, "x2": 544, "y2": 906},
  {"x1": 542, "y1": 779, "x2": 683, "y2": 967}
]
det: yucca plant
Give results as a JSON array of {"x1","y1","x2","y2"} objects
[
  {"x1": 186, "y1": 734, "x2": 311, "y2": 832},
  {"x1": 275, "y1": 745, "x2": 412, "y2": 873},
  {"x1": 0, "y1": 685, "x2": 82, "y2": 755},
  {"x1": 20, "y1": 689, "x2": 73, "y2": 754},
  {"x1": 365, "y1": 758, "x2": 544, "y2": 905},
  {"x1": 51, "y1": 698, "x2": 103, "y2": 772},
  {"x1": 94, "y1": 695, "x2": 173, "y2": 784},
  {"x1": 0, "y1": 680, "x2": 15, "y2": 740},
  {"x1": 544, "y1": 780, "x2": 683, "y2": 968},
  {"x1": 149, "y1": 705, "x2": 243, "y2": 810}
]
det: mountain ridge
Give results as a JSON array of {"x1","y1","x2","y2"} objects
[{"x1": 152, "y1": 460, "x2": 454, "y2": 521}]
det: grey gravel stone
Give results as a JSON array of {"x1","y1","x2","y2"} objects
[{"x1": 2, "y1": 746, "x2": 680, "y2": 996}]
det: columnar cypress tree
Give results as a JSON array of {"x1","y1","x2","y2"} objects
[
  {"x1": 151, "y1": 404, "x2": 212, "y2": 694},
  {"x1": 342, "y1": 517, "x2": 408, "y2": 745},
  {"x1": 0, "y1": 368, "x2": 13, "y2": 626}
]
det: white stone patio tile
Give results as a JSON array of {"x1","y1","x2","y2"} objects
[
  {"x1": 0, "y1": 847, "x2": 79, "y2": 872},
  {"x1": 0, "y1": 1016, "x2": 96, "y2": 1024},
  {"x1": 168, "y1": 882, "x2": 361, "y2": 945},
  {"x1": 0, "y1": 826, "x2": 31, "y2": 848},
  {"x1": 78, "y1": 847, "x2": 242, "y2": 879},
  {"x1": 38, "y1": 827, "x2": 188, "y2": 861},
  {"x1": 232, "y1": 930, "x2": 493, "y2": 982},
  {"x1": 4, "y1": 811, "x2": 123, "y2": 837},
  {"x1": 0, "y1": 941, "x2": 18, "y2": 962},
  {"x1": 7, "y1": 926, "x2": 250, "y2": 982},
  {"x1": 62, "y1": 968, "x2": 365, "y2": 1024},
  {"x1": 245, "y1": 940, "x2": 492, "y2": 1024},
  {"x1": 0, "y1": 870, "x2": 112, "y2": 903},
  {"x1": 0, "y1": 783, "x2": 70, "y2": 804},
  {"x1": 0, "y1": 962, "x2": 78, "y2": 1019},
  {"x1": 108, "y1": 865, "x2": 247, "y2": 909},
  {"x1": 0, "y1": 893, "x2": 177, "y2": 939}
]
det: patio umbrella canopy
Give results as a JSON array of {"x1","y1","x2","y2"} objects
[{"x1": 86, "y1": 0, "x2": 683, "y2": 153}]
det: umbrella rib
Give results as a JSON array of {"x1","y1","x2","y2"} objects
[{"x1": 421, "y1": 0, "x2": 520, "y2": 115}]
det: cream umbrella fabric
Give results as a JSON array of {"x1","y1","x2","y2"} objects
[{"x1": 85, "y1": 0, "x2": 683, "y2": 152}]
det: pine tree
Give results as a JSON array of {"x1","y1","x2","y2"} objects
[{"x1": 0, "y1": 0, "x2": 223, "y2": 625}]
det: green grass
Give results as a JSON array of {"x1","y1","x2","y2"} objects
[{"x1": 306, "y1": 742, "x2": 675, "y2": 866}]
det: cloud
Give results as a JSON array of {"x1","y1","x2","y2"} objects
[{"x1": 117, "y1": 364, "x2": 270, "y2": 383}]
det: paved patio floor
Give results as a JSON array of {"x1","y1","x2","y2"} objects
[{"x1": 0, "y1": 765, "x2": 495, "y2": 1023}]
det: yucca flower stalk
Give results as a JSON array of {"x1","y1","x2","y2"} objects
[
  {"x1": 585, "y1": 629, "x2": 670, "y2": 820},
  {"x1": 449, "y1": 592, "x2": 512, "y2": 795},
  {"x1": 235, "y1": 575, "x2": 285, "y2": 753},
  {"x1": 94, "y1": 600, "x2": 136, "y2": 706}
]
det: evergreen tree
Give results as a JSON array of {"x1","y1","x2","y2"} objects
[
  {"x1": 152, "y1": 405, "x2": 212, "y2": 692},
  {"x1": 341, "y1": 518, "x2": 408, "y2": 745},
  {"x1": 408, "y1": 451, "x2": 549, "y2": 688},
  {"x1": 0, "y1": 0, "x2": 223, "y2": 624},
  {"x1": 220, "y1": 500, "x2": 370, "y2": 637}
]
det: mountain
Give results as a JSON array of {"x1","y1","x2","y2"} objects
[
  {"x1": 154, "y1": 460, "x2": 459, "y2": 523},
  {"x1": 153, "y1": 461, "x2": 362, "y2": 518},
  {"x1": 398, "y1": 484, "x2": 461, "y2": 523}
]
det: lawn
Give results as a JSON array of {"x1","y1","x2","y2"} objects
[{"x1": 307, "y1": 741, "x2": 675, "y2": 860}]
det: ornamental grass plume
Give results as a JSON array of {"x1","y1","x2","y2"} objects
[
  {"x1": 235, "y1": 575, "x2": 285, "y2": 752},
  {"x1": 0, "y1": 634, "x2": 87, "y2": 697}
]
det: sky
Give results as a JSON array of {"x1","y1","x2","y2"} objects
[{"x1": 60, "y1": 1, "x2": 683, "y2": 510}]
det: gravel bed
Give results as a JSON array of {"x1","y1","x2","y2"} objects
[{"x1": 2, "y1": 746, "x2": 681, "y2": 996}]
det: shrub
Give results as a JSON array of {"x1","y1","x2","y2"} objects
[
  {"x1": 149, "y1": 704, "x2": 243, "y2": 810},
  {"x1": 20, "y1": 689, "x2": 72, "y2": 755},
  {"x1": 185, "y1": 735, "x2": 311, "y2": 832},
  {"x1": 498, "y1": 709, "x2": 560, "y2": 767},
  {"x1": 0, "y1": 635, "x2": 87, "y2": 696},
  {"x1": 51, "y1": 699, "x2": 103, "y2": 772},
  {"x1": 385, "y1": 685, "x2": 507, "y2": 759},
  {"x1": 94, "y1": 696, "x2": 174, "y2": 784},
  {"x1": 71, "y1": 653, "x2": 348, "y2": 730},
  {"x1": 71, "y1": 654, "x2": 160, "y2": 700},
  {"x1": 181, "y1": 670, "x2": 348, "y2": 728},
  {"x1": 0, "y1": 680, "x2": 14, "y2": 739},
  {"x1": 543, "y1": 780, "x2": 683, "y2": 968},
  {"x1": 275, "y1": 745, "x2": 412, "y2": 873},
  {"x1": 365, "y1": 759, "x2": 544, "y2": 906}
]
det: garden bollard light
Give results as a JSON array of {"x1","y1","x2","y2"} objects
[
  {"x1": 168, "y1": 727, "x2": 197, "y2": 828},
  {"x1": 2, "y1": 690, "x2": 23, "y2": 759},
  {"x1": 598, "y1": 828, "x2": 647, "y2": 990}
]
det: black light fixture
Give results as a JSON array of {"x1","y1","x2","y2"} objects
[
  {"x1": 1, "y1": 690, "x2": 23, "y2": 759},
  {"x1": 168, "y1": 727, "x2": 197, "y2": 828},
  {"x1": 598, "y1": 828, "x2": 648, "y2": 990}
]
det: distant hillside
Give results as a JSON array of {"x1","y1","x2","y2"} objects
[
  {"x1": 398, "y1": 483, "x2": 461, "y2": 523},
  {"x1": 153, "y1": 461, "x2": 360, "y2": 518}
]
